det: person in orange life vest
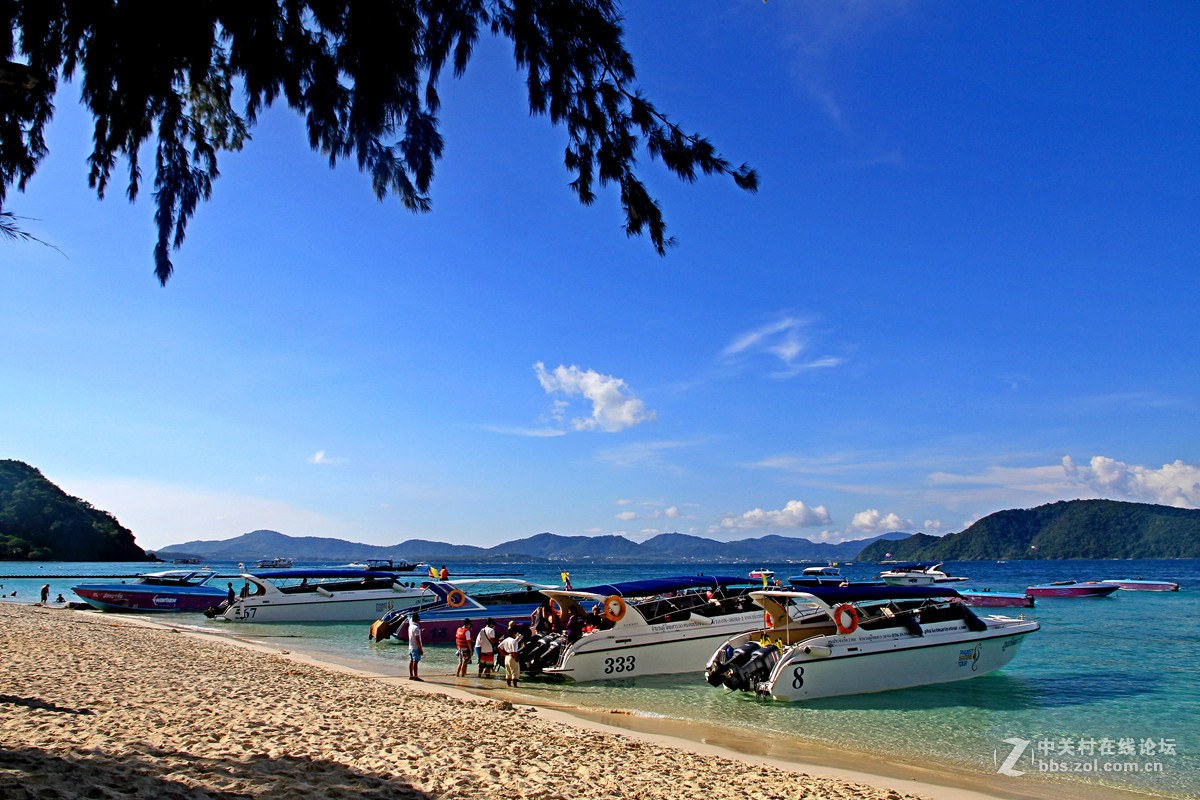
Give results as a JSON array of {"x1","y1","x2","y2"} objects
[{"x1": 455, "y1": 618, "x2": 473, "y2": 677}]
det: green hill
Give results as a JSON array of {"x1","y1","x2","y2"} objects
[
  {"x1": 856, "y1": 499, "x2": 1200, "y2": 561},
  {"x1": 0, "y1": 460, "x2": 151, "y2": 561}
]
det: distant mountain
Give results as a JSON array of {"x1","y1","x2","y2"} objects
[
  {"x1": 855, "y1": 500, "x2": 1200, "y2": 561},
  {"x1": 0, "y1": 459, "x2": 152, "y2": 561},
  {"x1": 159, "y1": 528, "x2": 911, "y2": 564}
]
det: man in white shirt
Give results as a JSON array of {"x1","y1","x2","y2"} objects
[
  {"x1": 407, "y1": 613, "x2": 423, "y2": 681},
  {"x1": 497, "y1": 621, "x2": 523, "y2": 687},
  {"x1": 475, "y1": 618, "x2": 497, "y2": 677}
]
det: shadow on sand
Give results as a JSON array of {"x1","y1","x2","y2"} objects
[{"x1": 0, "y1": 746, "x2": 434, "y2": 800}]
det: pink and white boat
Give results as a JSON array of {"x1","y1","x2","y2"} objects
[
  {"x1": 958, "y1": 589, "x2": 1036, "y2": 608},
  {"x1": 1025, "y1": 581, "x2": 1119, "y2": 598},
  {"x1": 1100, "y1": 578, "x2": 1180, "y2": 592}
]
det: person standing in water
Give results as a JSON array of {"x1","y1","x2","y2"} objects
[{"x1": 407, "y1": 613, "x2": 424, "y2": 681}]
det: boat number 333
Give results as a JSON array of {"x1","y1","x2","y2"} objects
[{"x1": 603, "y1": 655, "x2": 636, "y2": 674}]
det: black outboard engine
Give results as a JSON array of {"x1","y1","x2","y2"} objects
[
  {"x1": 520, "y1": 632, "x2": 567, "y2": 675},
  {"x1": 203, "y1": 600, "x2": 230, "y2": 618},
  {"x1": 706, "y1": 641, "x2": 759, "y2": 686},
  {"x1": 719, "y1": 643, "x2": 779, "y2": 692}
]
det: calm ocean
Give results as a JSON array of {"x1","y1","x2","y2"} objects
[{"x1": 3, "y1": 558, "x2": 1196, "y2": 798}]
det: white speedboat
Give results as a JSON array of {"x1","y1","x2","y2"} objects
[
  {"x1": 880, "y1": 562, "x2": 967, "y2": 585},
  {"x1": 704, "y1": 585, "x2": 1038, "y2": 701},
  {"x1": 788, "y1": 566, "x2": 847, "y2": 587},
  {"x1": 520, "y1": 576, "x2": 765, "y2": 682},
  {"x1": 254, "y1": 557, "x2": 293, "y2": 569},
  {"x1": 212, "y1": 569, "x2": 427, "y2": 622}
]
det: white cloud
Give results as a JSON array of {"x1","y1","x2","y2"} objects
[
  {"x1": 612, "y1": 504, "x2": 684, "y2": 523},
  {"x1": 848, "y1": 508, "x2": 912, "y2": 533},
  {"x1": 534, "y1": 363, "x2": 655, "y2": 433},
  {"x1": 1063, "y1": 456, "x2": 1200, "y2": 508},
  {"x1": 709, "y1": 499, "x2": 832, "y2": 534},
  {"x1": 307, "y1": 450, "x2": 346, "y2": 465},
  {"x1": 924, "y1": 519, "x2": 945, "y2": 533},
  {"x1": 614, "y1": 499, "x2": 633, "y2": 506},
  {"x1": 928, "y1": 456, "x2": 1200, "y2": 510},
  {"x1": 722, "y1": 316, "x2": 842, "y2": 378}
]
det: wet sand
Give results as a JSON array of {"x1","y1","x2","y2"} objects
[{"x1": 0, "y1": 605, "x2": 1167, "y2": 800}]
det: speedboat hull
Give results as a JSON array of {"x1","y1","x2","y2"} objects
[
  {"x1": 1100, "y1": 579, "x2": 1179, "y2": 592},
  {"x1": 757, "y1": 624, "x2": 1035, "y2": 701},
  {"x1": 224, "y1": 589, "x2": 424, "y2": 622},
  {"x1": 705, "y1": 585, "x2": 1038, "y2": 702},
  {"x1": 218, "y1": 569, "x2": 429, "y2": 622},
  {"x1": 545, "y1": 611, "x2": 765, "y2": 682},
  {"x1": 1026, "y1": 582, "x2": 1119, "y2": 597},
  {"x1": 73, "y1": 585, "x2": 226, "y2": 613},
  {"x1": 958, "y1": 590, "x2": 1035, "y2": 608},
  {"x1": 73, "y1": 570, "x2": 228, "y2": 613}
]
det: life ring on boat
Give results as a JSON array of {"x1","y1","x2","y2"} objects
[
  {"x1": 446, "y1": 589, "x2": 467, "y2": 608},
  {"x1": 764, "y1": 610, "x2": 773, "y2": 629},
  {"x1": 833, "y1": 603, "x2": 859, "y2": 634},
  {"x1": 603, "y1": 595, "x2": 626, "y2": 622}
]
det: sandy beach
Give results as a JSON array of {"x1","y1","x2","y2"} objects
[{"x1": 0, "y1": 604, "x2": 1160, "y2": 800}]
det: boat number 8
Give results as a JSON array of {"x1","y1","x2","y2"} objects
[
  {"x1": 792, "y1": 666, "x2": 805, "y2": 689},
  {"x1": 604, "y1": 655, "x2": 636, "y2": 674}
]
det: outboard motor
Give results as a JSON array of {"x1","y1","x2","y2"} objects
[
  {"x1": 706, "y1": 641, "x2": 762, "y2": 688},
  {"x1": 371, "y1": 608, "x2": 410, "y2": 642},
  {"x1": 203, "y1": 600, "x2": 230, "y2": 619},
  {"x1": 520, "y1": 632, "x2": 567, "y2": 675},
  {"x1": 720, "y1": 644, "x2": 779, "y2": 692},
  {"x1": 706, "y1": 641, "x2": 756, "y2": 686}
]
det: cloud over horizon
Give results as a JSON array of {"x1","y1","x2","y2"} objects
[{"x1": 709, "y1": 499, "x2": 832, "y2": 534}]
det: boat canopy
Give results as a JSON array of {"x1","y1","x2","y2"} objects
[
  {"x1": 249, "y1": 568, "x2": 399, "y2": 580},
  {"x1": 768, "y1": 585, "x2": 961, "y2": 604},
  {"x1": 565, "y1": 575, "x2": 755, "y2": 598}
]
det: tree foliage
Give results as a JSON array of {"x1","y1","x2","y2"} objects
[
  {"x1": 2, "y1": 1, "x2": 757, "y2": 284},
  {"x1": 855, "y1": 499, "x2": 1200, "y2": 561},
  {"x1": 0, "y1": 459, "x2": 151, "y2": 561}
]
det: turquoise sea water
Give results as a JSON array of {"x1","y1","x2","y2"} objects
[{"x1": 3, "y1": 559, "x2": 1196, "y2": 798}]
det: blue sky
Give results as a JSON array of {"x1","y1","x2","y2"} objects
[{"x1": 3, "y1": 2, "x2": 1198, "y2": 551}]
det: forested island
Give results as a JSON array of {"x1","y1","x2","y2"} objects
[
  {"x1": 856, "y1": 499, "x2": 1200, "y2": 561},
  {"x1": 0, "y1": 460, "x2": 151, "y2": 561}
]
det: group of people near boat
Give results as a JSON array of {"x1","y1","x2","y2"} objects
[{"x1": 428, "y1": 616, "x2": 526, "y2": 686}]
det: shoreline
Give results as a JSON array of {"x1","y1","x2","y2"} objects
[{"x1": 6, "y1": 604, "x2": 1171, "y2": 800}]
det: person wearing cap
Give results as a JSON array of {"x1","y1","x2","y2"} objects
[
  {"x1": 454, "y1": 618, "x2": 474, "y2": 677},
  {"x1": 497, "y1": 620, "x2": 524, "y2": 687}
]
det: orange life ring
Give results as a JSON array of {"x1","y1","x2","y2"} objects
[
  {"x1": 603, "y1": 594, "x2": 626, "y2": 622},
  {"x1": 764, "y1": 610, "x2": 773, "y2": 629},
  {"x1": 446, "y1": 589, "x2": 467, "y2": 608},
  {"x1": 548, "y1": 598, "x2": 562, "y2": 615},
  {"x1": 833, "y1": 603, "x2": 859, "y2": 634}
]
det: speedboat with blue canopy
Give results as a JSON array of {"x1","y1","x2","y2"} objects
[
  {"x1": 73, "y1": 569, "x2": 229, "y2": 613},
  {"x1": 704, "y1": 585, "x2": 1038, "y2": 701},
  {"x1": 519, "y1": 575, "x2": 765, "y2": 682},
  {"x1": 210, "y1": 568, "x2": 428, "y2": 622},
  {"x1": 369, "y1": 577, "x2": 561, "y2": 643}
]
